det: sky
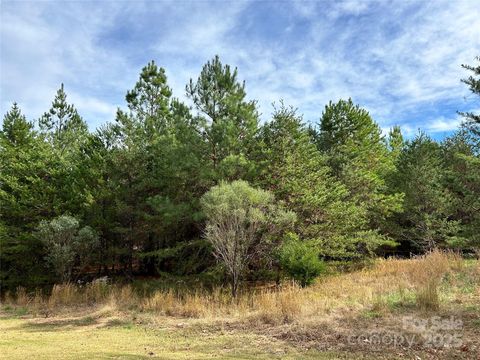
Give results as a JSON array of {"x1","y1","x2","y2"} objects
[{"x1": 1, "y1": 0, "x2": 479, "y2": 138}]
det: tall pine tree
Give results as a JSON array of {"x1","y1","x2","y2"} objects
[{"x1": 187, "y1": 55, "x2": 259, "y2": 181}]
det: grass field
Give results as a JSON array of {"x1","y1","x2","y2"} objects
[{"x1": 1, "y1": 251, "x2": 479, "y2": 359}]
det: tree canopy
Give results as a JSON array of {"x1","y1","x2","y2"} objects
[{"x1": 1, "y1": 55, "x2": 479, "y2": 292}]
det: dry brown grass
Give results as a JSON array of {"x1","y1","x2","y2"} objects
[
  {"x1": 1, "y1": 250, "x2": 467, "y2": 323},
  {"x1": 251, "y1": 283, "x2": 303, "y2": 324}
]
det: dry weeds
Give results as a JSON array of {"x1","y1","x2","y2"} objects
[{"x1": 0, "y1": 250, "x2": 472, "y2": 323}]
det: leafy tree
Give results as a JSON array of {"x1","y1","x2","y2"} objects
[
  {"x1": 201, "y1": 180, "x2": 294, "y2": 297},
  {"x1": 278, "y1": 233, "x2": 325, "y2": 287},
  {"x1": 37, "y1": 215, "x2": 98, "y2": 283}
]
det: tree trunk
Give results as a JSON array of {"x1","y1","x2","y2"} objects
[
  {"x1": 231, "y1": 271, "x2": 239, "y2": 299},
  {"x1": 231, "y1": 278, "x2": 238, "y2": 299}
]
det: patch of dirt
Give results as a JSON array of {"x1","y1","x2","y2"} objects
[
  {"x1": 261, "y1": 311, "x2": 480, "y2": 360},
  {"x1": 183, "y1": 310, "x2": 480, "y2": 359}
]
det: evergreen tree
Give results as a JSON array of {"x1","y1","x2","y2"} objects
[
  {"x1": 257, "y1": 104, "x2": 394, "y2": 259},
  {"x1": 315, "y1": 99, "x2": 403, "y2": 234},
  {"x1": 387, "y1": 125, "x2": 405, "y2": 163},
  {"x1": 0, "y1": 104, "x2": 56, "y2": 289},
  {"x1": 109, "y1": 61, "x2": 207, "y2": 275},
  {"x1": 392, "y1": 133, "x2": 459, "y2": 252},
  {"x1": 76, "y1": 126, "x2": 120, "y2": 275},
  {"x1": 1, "y1": 103, "x2": 34, "y2": 145},
  {"x1": 459, "y1": 56, "x2": 480, "y2": 130},
  {"x1": 125, "y1": 61, "x2": 172, "y2": 126},
  {"x1": 442, "y1": 128, "x2": 480, "y2": 252},
  {"x1": 37, "y1": 84, "x2": 95, "y2": 218},
  {"x1": 39, "y1": 83, "x2": 88, "y2": 150},
  {"x1": 187, "y1": 55, "x2": 259, "y2": 180}
]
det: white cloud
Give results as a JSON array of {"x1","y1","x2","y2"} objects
[
  {"x1": 68, "y1": 91, "x2": 120, "y2": 129},
  {"x1": 425, "y1": 117, "x2": 463, "y2": 133},
  {"x1": 0, "y1": 1, "x2": 129, "y2": 128},
  {"x1": 1, "y1": 0, "x2": 479, "y2": 136}
]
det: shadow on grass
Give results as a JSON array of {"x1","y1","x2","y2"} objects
[
  {"x1": 0, "y1": 306, "x2": 29, "y2": 319},
  {"x1": 11, "y1": 315, "x2": 135, "y2": 332},
  {"x1": 102, "y1": 318, "x2": 133, "y2": 328},
  {"x1": 13, "y1": 315, "x2": 99, "y2": 332},
  {"x1": 97, "y1": 354, "x2": 158, "y2": 359}
]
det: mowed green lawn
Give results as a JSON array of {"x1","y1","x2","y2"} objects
[{"x1": 0, "y1": 315, "x2": 369, "y2": 360}]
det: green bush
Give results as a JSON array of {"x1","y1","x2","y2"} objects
[
  {"x1": 36, "y1": 215, "x2": 99, "y2": 283},
  {"x1": 278, "y1": 233, "x2": 325, "y2": 287}
]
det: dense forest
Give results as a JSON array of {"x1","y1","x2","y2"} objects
[{"x1": 1, "y1": 55, "x2": 479, "y2": 293}]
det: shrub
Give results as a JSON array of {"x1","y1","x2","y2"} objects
[
  {"x1": 201, "y1": 180, "x2": 295, "y2": 297},
  {"x1": 278, "y1": 233, "x2": 325, "y2": 287},
  {"x1": 36, "y1": 215, "x2": 99, "y2": 283}
]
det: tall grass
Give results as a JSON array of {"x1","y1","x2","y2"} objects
[{"x1": 1, "y1": 250, "x2": 466, "y2": 322}]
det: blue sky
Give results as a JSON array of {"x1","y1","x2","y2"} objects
[{"x1": 1, "y1": 0, "x2": 479, "y2": 138}]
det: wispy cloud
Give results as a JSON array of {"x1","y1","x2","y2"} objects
[{"x1": 1, "y1": 0, "x2": 479, "y2": 137}]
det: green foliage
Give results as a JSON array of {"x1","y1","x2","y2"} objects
[
  {"x1": 1, "y1": 103, "x2": 34, "y2": 145},
  {"x1": 125, "y1": 61, "x2": 172, "y2": 125},
  {"x1": 316, "y1": 99, "x2": 404, "y2": 230},
  {"x1": 258, "y1": 104, "x2": 393, "y2": 259},
  {"x1": 459, "y1": 56, "x2": 480, "y2": 128},
  {"x1": 387, "y1": 125, "x2": 405, "y2": 163},
  {"x1": 39, "y1": 84, "x2": 88, "y2": 150},
  {"x1": 390, "y1": 133, "x2": 460, "y2": 252},
  {"x1": 187, "y1": 55, "x2": 259, "y2": 180},
  {"x1": 104, "y1": 61, "x2": 207, "y2": 275},
  {"x1": 37, "y1": 215, "x2": 99, "y2": 283},
  {"x1": 308, "y1": 99, "x2": 406, "y2": 257},
  {"x1": 442, "y1": 128, "x2": 480, "y2": 252},
  {"x1": 201, "y1": 180, "x2": 294, "y2": 296},
  {"x1": 278, "y1": 233, "x2": 326, "y2": 287},
  {"x1": 138, "y1": 239, "x2": 215, "y2": 275},
  {"x1": 0, "y1": 104, "x2": 57, "y2": 289},
  {"x1": 1, "y1": 56, "x2": 478, "y2": 291}
]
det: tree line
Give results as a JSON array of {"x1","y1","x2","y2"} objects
[{"x1": 1, "y1": 55, "x2": 479, "y2": 292}]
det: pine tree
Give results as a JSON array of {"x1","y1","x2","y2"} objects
[
  {"x1": 1, "y1": 103, "x2": 34, "y2": 145},
  {"x1": 442, "y1": 128, "x2": 480, "y2": 252},
  {"x1": 108, "y1": 62, "x2": 207, "y2": 275},
  {"x1": 392, "y1": 133, "x2": 459, "y2": 252},
  {"x1": 459, "y1": 56, "x2": 480, "y2": 128},
  {"x1": 387, "y1": 125, "x2": 404, "y2": 163},
  {"x1": 257, "y1": 104, "x2": 394, "y2": 259},
  {"x1": 125, "y1": 61, "x2": 172, "y2": 124},
  {"x1": 187, "y1": 55, "x2": 259, "y2": 179},
  {"x1": 0, "y1": 104, "x2": 56, "y2": 289},
  {"x1": 39, "y1": 84, "x2": 88, "y2": 150},
  {"x1": 315, "y1": 99, "x2": 404, "y2": 234}
]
